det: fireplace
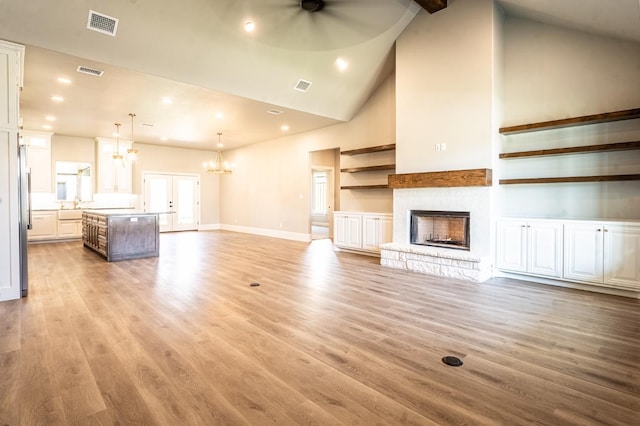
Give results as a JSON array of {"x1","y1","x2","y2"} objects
[{"x1": 410, "y1": 210, "x2": 470, "y2": 250}]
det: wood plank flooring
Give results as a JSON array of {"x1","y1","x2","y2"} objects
[{"x1": 1, "y1": 230, "x2": 639, "y2": 425}]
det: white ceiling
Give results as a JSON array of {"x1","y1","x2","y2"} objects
[{"x1": 1, "y1": 0, "x2": 639, "y2": 151}]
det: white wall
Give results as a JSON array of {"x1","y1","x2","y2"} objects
[
  {"x1": 393, "y1": 0, "x2": 500, "y2": 258},
  {"x1": 500, "y1": 17, "x2": 640, "y2": 220},
  {"x1": 219, "y1": 73, "x2": 397, "y2": 237},
  {"x1": 133, "y1": 143, "x2": 221, "y2": 226},
  {"x1": 396, "y1": 0, "x2": 496, "y2": 173}
]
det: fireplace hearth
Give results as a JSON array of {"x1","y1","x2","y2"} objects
[{"x1": 410, "y1": 210, "x2": 470, "y2": 250}]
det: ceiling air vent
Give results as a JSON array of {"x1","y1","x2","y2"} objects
[
  {"x1": 294, "y1": 79, "x2": 312, "y2": 92},
  {"x1": 87, "y1": 10, "x2": 119, "y2": 36},
  {"x1": 266, "y1": 109, "x2": 283, "y2": 115},
  {"x1": 76, "y1": 66, "x2": 104, "y2": 77}
]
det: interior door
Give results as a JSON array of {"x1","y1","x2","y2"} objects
[{"x1": 144, "y1": 173, "x2": 199, "y2": 232}]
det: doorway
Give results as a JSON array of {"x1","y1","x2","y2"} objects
[
  {"x1": 143, "y1": 173, "x2": 200, "y2": 232},
  {"x1": 310, "y1": 148, "x2": 339, "y2": 240}
]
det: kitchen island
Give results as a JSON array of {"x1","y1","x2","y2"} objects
[{"x1": 82, "y1": 210, "x2": 160, "y2": 261}]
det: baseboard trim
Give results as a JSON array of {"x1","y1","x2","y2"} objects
[
  {"x1": 495, "y1": 271, "x2": 640, "y2": 299},
  {"x1": 219, "y1": 224, "x2": 311, "y2": 242}
]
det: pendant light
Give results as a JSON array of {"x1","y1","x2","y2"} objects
[
  {"x1": 203, "y1": 132, "x2": 233, "y2": 174},
  {"x1": 127, "y1": 113, "x2": 138, "y2": 161},
  {"x1": 113, "y1": 122, "x2": 125, "y2": 168}
]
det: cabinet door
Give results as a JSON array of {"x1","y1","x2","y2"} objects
[
  {"x1": 24, "y1": 132, "x2": 52, "y2": 193},
  {"x1": 29, "y1": 211, "x2": 57, "y2": 239},
  {"x1": 362, "y1": 214, "x2": 393, "y2": 252},
  {"x1": 496, "y1": 220, "x2": 527, "y2": 273},
  {"x1": 564, "y1": 223, "x2": 603, "y2": 284},
  {"x1": 333, "y1": 213, "x2": 362, "y2": 249},
  {"x1": 527, "y1": 221, "x2": 563, "y2": 278},
  {"x1": 362, "y1": 215, "x2": 381, "y2": 252},
  {"x1": 604, "y1": 224, "x2": 640, "y2": 291},
  {"x1": 58, "y1": 220, "x2": 82, "y2": 238},
  {"x1": 97, "y1": 138, "x2": 132, "y2": 193},
  {"x1": 333, "y1": 214, "x2": 349, "y2": 247}
]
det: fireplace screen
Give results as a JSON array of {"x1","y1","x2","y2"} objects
[{"x1": 410, "y1": 210, "x2": 470, "y2": 250}]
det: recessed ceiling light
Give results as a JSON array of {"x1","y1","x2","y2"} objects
[
  {"x1": 267, "y1": 109, "x2": 283, "y2": 115},
  {"x1": 281, "y1": 125, "x2": 289, "y2": 131},
  {"x1": 162, "y1": 97, "x2": 173, "y2": 105},
  {"x1": 42, "y1": 125, "x2": 52, "y2": 130},
  {"x1": 160, "y1": 137, "x2": 168, "y2": 141},
  {"x1": 142, "y1": 123, "x2": 154, "y2": 127},
  {"x1": 215, "y1": 112, "x2": 224, "y2": 119},
  {"x1": 51, "y1": 95, "x2": 64, "y2": 102},
  {"x1": 57, "y1": 77, "x2": 72, "y2": 84},
  {"x1": 336, "y1": 57, "x2": 349, "y2": 71},
  {"x1": 45, "y1": 115, "x2": 56, "y2": 121},
  {"x1": 244, "y1": 21, "x2": 255, "y2": 32}
]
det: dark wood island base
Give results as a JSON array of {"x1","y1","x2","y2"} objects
[{"x1": 82, "y1": 210, "x2": 160, "y2": 261}]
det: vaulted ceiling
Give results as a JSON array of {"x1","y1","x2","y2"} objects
[{"x1": 0, "y1": 0, "x2": 638, "y2": 151}]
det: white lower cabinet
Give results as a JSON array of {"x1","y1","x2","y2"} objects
[
  {"x1": 497, "y1": 218, "x2": 640, "y2": 293},
  {"x1": 564, "y1": 222, "x2": 640, "y2": 291},
  {"x1": 28, "y1": 211, "x2": 58, "y2": 240},
  {"x1": 57, "y1": 220, "x2": 83, "y2": 238},
  {"x1": 334, "y1": 212, "x2": 392, "y2": 254},
  {"x1": 496, "y1": 219, "x2": 563, "y2": 278}
]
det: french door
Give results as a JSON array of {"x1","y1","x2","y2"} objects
[{"x1": 143, "y1": 173, "x2": 199, "y2": 232}]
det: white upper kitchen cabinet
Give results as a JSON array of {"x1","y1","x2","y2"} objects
[
  {"x1": 96, "y1": 137, "x2": 132, "y2": 193},
  {"x1": 22, "y1": 130, "x2": 52, "y2": 193}
]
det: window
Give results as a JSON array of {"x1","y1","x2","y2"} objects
[{"x1": 311, "y1": 170, "x2": 328, "y2": 215}]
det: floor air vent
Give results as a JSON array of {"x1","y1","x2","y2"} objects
[
  {"x1": 77, "y1": 66, "x2": 104, "y2": 77},
  {"x1": 294, "y1": 79, "x2": 312, "y2": 92},
  {"x1": 87, "y1": 10, "x2": 119, "y2": 36}
]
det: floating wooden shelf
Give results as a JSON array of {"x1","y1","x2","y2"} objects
[
  {"x1": 340, "y1": 144, "x2": 396, "y2": 156},
  {"x1": 388, "y1": 168, "x2": 492, "y2": 189},
  {"x1": 500, "y1": 174, "x2": 640, "y2": 185},
  {"x1": 499, "y1": 141, "x2": 640, "y2": 159},
  {"x1": 341, "y1": 164, "x2": 396, "y2": 173},
  {"x1": 340, "y1": 185, "x2": 390, "y2": 190},
  {"x1": 499, "y1": 108, "x2": 640, "y2": 135}
]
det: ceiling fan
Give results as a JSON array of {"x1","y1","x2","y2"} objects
[{"x1": 229, "y1": 0, "x2": 417, "y2": 51}]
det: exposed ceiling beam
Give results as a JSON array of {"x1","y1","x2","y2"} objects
[{"x1": 414, "y1": 0, "x2": 447, "y2": 14}]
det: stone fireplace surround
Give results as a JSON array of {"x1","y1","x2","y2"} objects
[{"x1": 380, "y1": 187, "x2": 493, "y2": 282}]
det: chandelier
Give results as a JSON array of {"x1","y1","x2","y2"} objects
[
  {"x1": 203, "y1": 132, "x2": 233, "y2": 174},
  {"x1": 127, "y1": 113, "x2": 138, "y2": 161},
  {"x1": 113, "y1": 122, "x2": 125, "y2": 167}
]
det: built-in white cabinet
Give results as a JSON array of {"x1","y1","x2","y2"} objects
[
  {"x1": 96, "y1": 137, "x2": 132, "y2": 193},
  {"x1": 496, "y1": 219, "x2": 563, "y2": 278},
  {"x1": 22, "y1": 130, "x2": 52, "y2": 193},
  {"x1": 497, "y1": 218, "x2": 640, "y2": 293},
  {"x1": 334, "y1": 211, "x2": 392, "y2": 254},
  {"x1": 362, "y1": 213, "x2": 393, "y2": 252},
  {"x1": 28, "y1": 210, "x2": 58, "y2": 240},
  {"x1": 564, "y1": 222, "x2": 640, "y2": 291},
  {"x1": 57, "y1": 219, "x2": 82, "y2": 238}
]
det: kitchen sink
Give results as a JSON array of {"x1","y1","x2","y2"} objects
[{"x1": 58, "y1": 209, "x2": 83, "y2": 220}]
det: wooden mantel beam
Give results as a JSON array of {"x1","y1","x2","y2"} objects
[{"x1": 414, "y1": 0, "x2": 447, "y2": 14}]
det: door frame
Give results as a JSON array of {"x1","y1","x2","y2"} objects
[{"x1": 141, "y1": 171, "x2": 201, "y2": 232}]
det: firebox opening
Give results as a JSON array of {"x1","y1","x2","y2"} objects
[{"x1": 410, "y1": 210, "x2": 470, "y2": 251}]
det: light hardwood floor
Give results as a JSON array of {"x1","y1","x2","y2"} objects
[{"x1": 1, "y1": 231, "x2": 639, "y2": 425}]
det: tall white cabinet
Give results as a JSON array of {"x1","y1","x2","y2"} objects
[{"x1": 0, "y1": 40, "x2": 24, "y2": 302}]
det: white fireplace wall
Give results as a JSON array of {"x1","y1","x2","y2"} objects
[{"x1": 394, "y1": 187, "x2": 493, "y2": 258}]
